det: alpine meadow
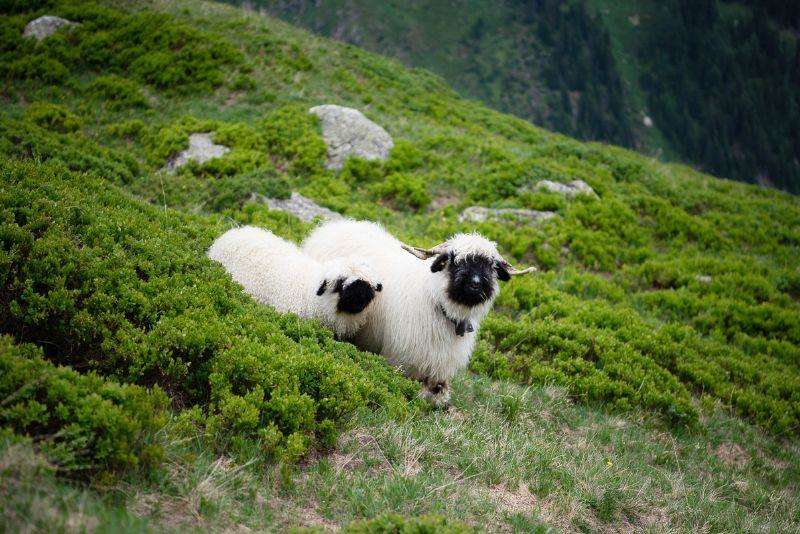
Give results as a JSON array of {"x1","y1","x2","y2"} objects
[{"x1": 1, "y1": 0, "x2": 799, "y2": 532}]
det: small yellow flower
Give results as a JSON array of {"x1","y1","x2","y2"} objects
[{"x1": 606, "y1": 459, "x2": 613, "y2": 467}]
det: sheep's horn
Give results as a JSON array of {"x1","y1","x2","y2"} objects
[
  {"x1": 502, "y1": 261, "x2": 538, "y2": 276},
  {"x1": 401, "y1": 243, "x2": 445, "y2": 259}
]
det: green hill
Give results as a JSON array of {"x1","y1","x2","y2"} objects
[
  {"x1": 1, "y1": 0, "x2": 799, "y2": 530},
  {"x1": 251, "y1": 0, "x2": 800, "y2": 193}
]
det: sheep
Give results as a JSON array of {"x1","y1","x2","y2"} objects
[
  {"x1": 301, "y1": 220, "x2": 535, "y2": 405},
  {"x1": 207, "y1": 226, "x2": 383, "y2": 338}
]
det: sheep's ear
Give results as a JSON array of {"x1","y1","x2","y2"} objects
[
  {"x1": 431, "y1": 253, "x2": 449, "y2": 273},
  {"x1": 495, "y1": 261, "x2": 511, "y2": 281},
  {"x1": 316, "y1": 280, "x2": 327, "y2": 296}
]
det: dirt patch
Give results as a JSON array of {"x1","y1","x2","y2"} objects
[
  {"x1": 297, "y1": 503, "x2": 339, "y2": 531},
  {"x1": 714, "y1": 442, "x2": 749, "y2": 469},
  {"x1": 66, "y1": 512, "x2": 99, "y2": 533},
  {"x1": 269, "y1": 496, "x2": 339, "y2": 531},
  {"x1": 329, "y1": 429, "x2": 394, "y2": 476},
  {"x1": 488, "y1": 482, "x2": 537, "y2": 514},
  {"x1": 430, "y1": 193, "x2": 460, "y2": 210},
  {"x1": 482, "y1": 482, "x2": 574, "y2": 529},
  {"x1": 222, "y1": 91, "x2": 242, "y2": 109}
]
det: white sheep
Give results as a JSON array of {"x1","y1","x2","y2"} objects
[
  {"x1": 208, "y1": 226, "x2": 383, "y2": 338},
  {"x1": 302, "y1": 220, "x2": 535, "y2": 405}
]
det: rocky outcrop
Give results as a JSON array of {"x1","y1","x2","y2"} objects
[
  {"x1": 254, "y1": 192, "x2": 343, "y2": 223},
  {"x1": 309, "y1": 105, "x2": 393, "y2": 170},
  {"x1": 458, "y1": 206, "x2": 557, "y2": 225},
  {"x1": 23, "y1": 16, "x2": 79, "y2": 41},
  {"x1": 534, "y1": 179, "x2": 595, "y2": 198},
  {"x1": 164, "y1": 133, "x2": 230, "y2": 171}
]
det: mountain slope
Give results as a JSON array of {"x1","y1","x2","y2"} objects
[
  {"x1": 249, "y1": 0, "x2": 800, "y2": 192},
  {"x1": 1, "y1": 0, "x2": 799, "y2": 530}
]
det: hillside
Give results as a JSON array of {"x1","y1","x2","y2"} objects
[
  {"x1": 2, "y1": 0, "x2": 800, "y2": 531},
  {"x1": 249, "y1": 0, "x2": 800, "y2": 193}
]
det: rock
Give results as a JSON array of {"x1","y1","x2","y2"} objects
[
  {"x1": 254, "y1": 191, "x2": 343, "y2": 223},
  {"x1": 695, "y1": 274, "x2": 713, "y2": 284},
  {"x1": 309, "y1": 105, "x2": 393, "y2": 170},
  {"x1": 23, "y1": 16, "x2": 79, "y2": 41},
  {"x1": 458, "y1": 206, "x2": 557, "y2": 225},
  {"x1": 643, "y1": 115, "x2": 653, "y2": 128},
  {"x1": 165, "y1": 133, "x2": 230, "y2": 171},
  {"x1": 535, "y1": 179, "x2": 595, "y2": 198}
]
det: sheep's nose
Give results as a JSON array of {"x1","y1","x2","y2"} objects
[{"x1": 470, "y1": 274, "x2": 481, "y2": 286}]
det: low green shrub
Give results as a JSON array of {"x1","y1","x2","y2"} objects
[
  {"x1": 0, "y1": 158, "x2": 416, "y2": 460},
  {"x1": 344, "y1": 513, "x2": 473, "y2": 533},
  {"x1": 0, "y1": 336, "x2": 167, "y2": 474},
  {"x1": 24, "y1": 102, "x2": 81, "y2": 133},
  {"x1": 260, "y1": 105, "x2": 327, "y2": 176},
  {"x1": 0, "y1": 118, "x2": 138, "y2": 183},
  {"x1": 1, "y1": 4, "x2": 242, "y2": 93},
  {"x1": 86, "y1": 75, "x2": 149, "y2": 110},
  {"x1": 369, "y1": 172, "x2": 432, "y2": 211}
]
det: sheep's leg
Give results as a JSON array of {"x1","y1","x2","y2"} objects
[{"x1": 420, "y1": 376, "x2": 451, "y2": 409}]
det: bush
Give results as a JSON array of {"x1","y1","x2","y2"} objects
[
  {"x1": 344, "y1": 513, "x2": 473, "y2": 533},
  {"x1": 0, "y1": 336, "x2": 167, "y2": 474},
  {"x1": 0, "y1": 159, "x2": 416, "y2": 459},
  {"x1": 0, "y1": 118, "x2": 138, "y2": 183},
  {"x1": 1, "y1": 5, "x2": 242, "y2": 93},
  {"x1": 86, "y1": 75, "x2": 149, "y2": 110},
  {"x1": 24, "y1": 102, "x2": 81, "y2": 133},
  {"x1": 370, "y1": 173, "x2": 432, "y2": 211}
]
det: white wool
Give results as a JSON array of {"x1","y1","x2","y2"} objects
[
  {"x1": 302, "y1": 220, "x2": 502, "y2": 384},
  {"x1": 444, "y1": 232, "x2": 502, "y2": 263},
  {"x1": 207, "y1": 226, "x2": 379, "y2": 337}
]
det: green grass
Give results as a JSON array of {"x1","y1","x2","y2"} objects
[
  {"x1": 1, "y1": 0, "x2": 799, "y2": 530},
  {"x1": 3, "y1": 375, "x2": 798, "y2": 531}
]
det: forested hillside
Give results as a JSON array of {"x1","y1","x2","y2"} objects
[
  {"x1": 252, "y1": 0, "x2": 800, "y2": 192},
  {"x1": 1, "y1": 0, "x2": 799, "y2": 530}
]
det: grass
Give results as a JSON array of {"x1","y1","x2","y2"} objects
[
  {"x1": 3, "y1": 374, "x2": 798, "y2": 531},
  {"x1": 1, "y1": 0, "x2": 799, "y2": 530}
]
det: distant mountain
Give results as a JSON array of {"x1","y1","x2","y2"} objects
[{"x1": 241, "y1": 0, "x2": 800, "y2": 192}]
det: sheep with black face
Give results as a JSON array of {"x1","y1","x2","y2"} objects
[
  {"x1": 301, "y1": 220, "x2": 535, "y2": 405},
  {"x1": 208, "y1": 226, "x2": 382, "y2": 338}
]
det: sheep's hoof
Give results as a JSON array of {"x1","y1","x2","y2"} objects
[{"x1": 420, "y1": 378, "x2": 450, "y2": 409}]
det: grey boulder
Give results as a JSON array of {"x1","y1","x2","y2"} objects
[
  {"x1": 23, "y1": 16, "x2": 79, "y2": 41},
  {"x1": 534, "y1": 179, "x2": 596, "y2": 198},
  {"x1": 164, "y1": 133, "x2": 230, "y2": 171},
  {"x1": 254, "y1": 191, "x2": 343, "y2": 223},
  {"x1": 459, "y1": 206, "x2": 557, "y2": 225},
  {"x1": 309, "y1": 105, "x2": 393, "y2": 170}
]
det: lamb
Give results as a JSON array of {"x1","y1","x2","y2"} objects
[
  {"x1": 301, "y1": 220, "x2": 535, "y2": 405},
  {"x1": 208, "y1": 226, "x2": 383, "y2": 338}
]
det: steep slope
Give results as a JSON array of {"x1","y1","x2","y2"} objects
[
  {"x1": 1, "y1": 0, "x2": 800, "y2": 530},
  {"x1": 245, "y1": 0, "x2": 800, "y2": 192}
]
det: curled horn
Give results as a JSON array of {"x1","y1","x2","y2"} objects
[
  {"x1": 401, "y1": 243, "x2": 446, "y2": 259},
  {"x1": 500, "y1": 259, "x2": 538, "y2": 276}
]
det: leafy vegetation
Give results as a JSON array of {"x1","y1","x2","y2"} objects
[
  {"x1": 1, "y1": 157, "x2": 416, "y2": 466},
  {"x1": 0, "y1": 336, "x2": 167, "y2": 474},
  {"x1": 0, "y1": 0, "x2": 799, "y2": 530}
]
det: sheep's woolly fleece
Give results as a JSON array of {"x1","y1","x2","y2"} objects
[
  {"x1": 302, "y1": 220, "x2": 505, "y2": 400},
  {"x1": 207, "y1": 226, "x2": 380, "y2": 338}
]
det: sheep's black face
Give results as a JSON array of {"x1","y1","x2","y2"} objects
[
  {"x1": 334, "y1": 278, "x2": 376, "y2": 314},
  {"x1": 440, "y1": 253, "x2": 495, "y2": 307}
]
